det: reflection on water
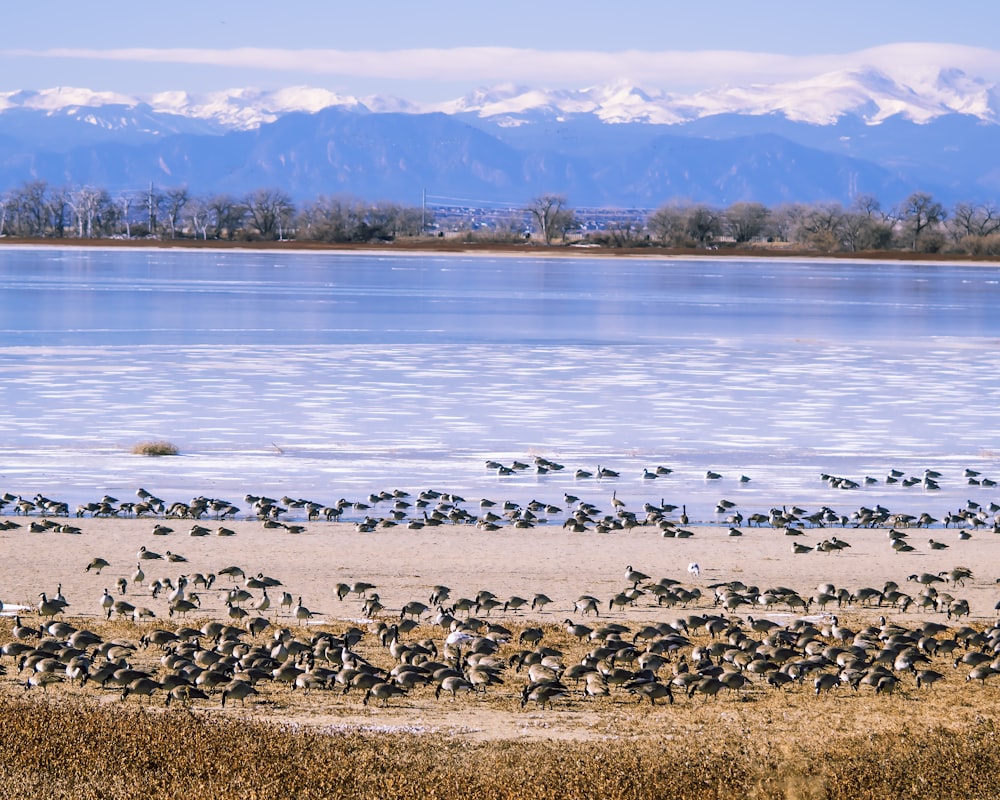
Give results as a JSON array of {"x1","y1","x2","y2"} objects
[{"x1": 0, "y1": 246, "x2": 998, "y2": 522}]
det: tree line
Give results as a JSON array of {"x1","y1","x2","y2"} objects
[
  {"x1": 0, "y1": 182, "x2": 426, "y2": 243},
  {"x1": 1, "y1": 179, "x2": 998, "y2": 255},
  {"x1": 523, "y1": 191, "x2": 1000, "y2": 255}
]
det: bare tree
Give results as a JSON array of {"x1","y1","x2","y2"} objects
[
  {"x1": 208, "y1": 194, "x2": 245, "y2": 240},
  {"x1": 605, "y1": 212, "x2": 645, "y2": 247},
  {"x1": 187, "y1": 198, "x2": 211, "y2": 240},
  {"x1": 724, "y1": 202, "x2": 770, "y2": 243},
  {"x1": 900, "y1": 192, "x2": 946, "y2": 251},
  {"x1": 117, "y1": 193, "x2": 136, "y2": 239},
  {"x1": 647, "y1": 205, "x2": 689, "y2": 246},
  {"x1": 244, "y1": 188, "x2": 294, "y2": 240},
  {"x1": 948, "y1": 201, "x2": 1000, "y2": 241},
  {"x1": 162, "y1": 187, "x2": 190, "y2": 238},
  {"x1": 527, "y1": 194, "x2": 575, "y2": 245},
  {"x1": 68, "y1": 187, "x2": 104, "y2": 238},
  {"x1": 791, "y1": 203, "x2": 846, "y2": 251}
]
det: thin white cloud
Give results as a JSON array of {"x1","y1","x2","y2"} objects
[{"x1": 7, "y1": 43, "x2": 1000, "y2": 90}]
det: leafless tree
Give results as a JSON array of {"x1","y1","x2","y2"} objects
[
  {"x1": 208, "y1": 194, "x2": 245, "y2": 240},
  {"x1": 724, "y1": 202, "x2": 770, "y2": 243},
  {"x1": 527, "y1": 194, "x2": 575, "y2": 244},
  {"x1": 948, "y1": 201, "x2": 1000, "y2": 241},
  {"x1": 900, "y1": 192, "x2": 946, "y2": 251},
  {"x1": 162, "y1": 187, "x2": 191, "y2": 238},
  {"x1": 244, "y1": 188, "x2": 294, "y2": 240}
]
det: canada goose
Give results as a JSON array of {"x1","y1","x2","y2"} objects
[
  {"x1": 363, "y1": 681, "x2": 407, "y2": 707},
  {"x1": 165, "y1": 551, "x2": 187, "y2": 563},
  {"x1": 915, "y1": 669, "x2": 944, "y2": 689},
  {"x1": 165, "y1": 684, "x2": 209, "y2": 707},
  {"x1": 597, "y1": 466, "x2": 619, "y2": 479},
  {"x1": 252, "y1": 589, "x2": 271, "y2": 614},
  {"x1": 37, "y1": 593, "x2": 64, "y2": 619},
  {"x1": 627, "y1": 678, "x2": 674, "y2": 705},
  {"x1": 121, "y1": 677, "x2": 160, "y2": 703},
  {"x1": 132, "y1": 563, "x2": 145, "y2": 586},
  {"x1": 531, "y1": 593, "x2": 553, "y2": 612},
  {"x1": 101, "y1": 588, "x2": 114, "y2": 617},
  {"x1": 293, "y1": 597, "x2": 314, "y2": 624},
  {"x1": 564, "y1": 620, "x2": 593, "y2": 641},
  {"x1": 928, "y1": 539, "x2": 949, "y2": 550},
  {"x1": 138, "y1": 546, "x2": 163, "y2": 560},
  {"x1": 220, "y1": 679, "x2": 259, "y2": 707},
  {"x1": 521, "y1": 680, "x2": 569, "y2": 709},
  {"x1": 85, "y1": 557, "x2": 111, "y2": 574},
  {"x1": 624, "y1": 565, "x2": 650, "y2": 587}
]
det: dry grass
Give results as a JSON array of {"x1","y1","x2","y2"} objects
[
  {"x1": 129, "y1": 440, "x2": 179, "y2": 456},
  {"x1": 3, "y1": 613, "x2": 1000, "y2": 798},
  {"x1": 1, "y1": 696, "x2": 1000, "y2": 799}
]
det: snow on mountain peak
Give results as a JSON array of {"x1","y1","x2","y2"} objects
[{"x1": 0, "y1": 67, "x2": 998, "y2": 131}]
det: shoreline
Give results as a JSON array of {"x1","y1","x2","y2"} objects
[{"x1": 1, "y1": 235, "x2": 999, "y2": 266}]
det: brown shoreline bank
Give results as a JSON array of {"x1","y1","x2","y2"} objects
[{"x1": 2, "y1": 234, "x2": 998, "y2": 263}]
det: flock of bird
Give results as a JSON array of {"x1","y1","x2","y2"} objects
[
  {"x1": 2, "y1": 458, "x2": 1000, "y2": 544},
  {"x1": 3, "y1": 555, "x2": 1000, "y2": 711},
  {"x1": 2, "y1": 460, "x2": 1000, "y2": 713}
]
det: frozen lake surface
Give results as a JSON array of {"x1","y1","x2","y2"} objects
[{"x1": 1, "y1": 246, "x2": 999, "y2": 524}]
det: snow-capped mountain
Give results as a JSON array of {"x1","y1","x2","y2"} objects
[
  {"x1": 0, "y1": 68, "x2": 999, "y2": 208},
  {"x1": 439, "y1": 68, "x2": 1000, "y2": 126}
]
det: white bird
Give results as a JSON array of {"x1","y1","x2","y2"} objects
[
  {"x1": 688, "y1": 562, "x2": 701, "y2": 578},
  {"x1": 445, "y1": 630, "x2": 474, "y2": 646}
]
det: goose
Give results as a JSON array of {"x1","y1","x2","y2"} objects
[
  {"x1": 138, "y1": 546, "x2": 163, "y2": 560},
  {"x1": 100, "y1": 588, "x2": 114, "y2": 617},
  {"x1": 624, "y1": 565, "x2": 650, "y2": 587},
  {"x1": 626, "y1": 678, "x2": 674, "y2": 705},
  {"x1": 521, "y1": 680, "x2": 569, "y2": 709},
  {"x1": 293, "y1": 597, "x2": 314, "y2": 624},
  {"x1": 131, "y1": 563, "x2": 145, "y2": 586},
  {"x1": 37, "y1": 593, "x2": 64, "y2": 619},
  {"x1": 121, "y1": 677, "x2": 160, "y2": 703},
  {"x1": 252, "y1": 588, "x2": 271, "y2": 614},
  {"x1": 85, "y1": 557, "x2": 111, "y2": 574},
  {"x1": 531, "y1": 593, "x2": 553, "y2": 612},
  {"x1": 363, "y1": 681, "x2": 407, "y2": 707},
  {"x1": 220, "y1": 679, "x2": 259, "y2": 707}
]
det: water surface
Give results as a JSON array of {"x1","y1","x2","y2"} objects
[{"x1": 1, "y1": 247, "x2": 998, "y2": 524}]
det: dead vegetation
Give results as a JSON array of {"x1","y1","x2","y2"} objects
[{"x1": 3, "y1": 612, "x2": 1000, "y2": 798}]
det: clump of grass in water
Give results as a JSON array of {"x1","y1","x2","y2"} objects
[{"x1": 130, "y1": 440, "x2": 179, "y2": 456}]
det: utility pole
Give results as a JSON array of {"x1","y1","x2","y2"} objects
[{"x1": 421, "y1": 188, "x2": 426, "y2": 234}]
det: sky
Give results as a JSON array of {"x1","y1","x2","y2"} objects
[{"x1": 4, "y1": 0, "x2": 1000, "y2": 103}]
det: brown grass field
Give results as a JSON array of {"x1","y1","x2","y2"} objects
[{"x1": 3, "y1": 517, "x2": 1000, "y2": 798}]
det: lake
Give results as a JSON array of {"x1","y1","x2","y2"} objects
[{"x1": 1, "y1": 245, "x2": 999, "y2": 525}]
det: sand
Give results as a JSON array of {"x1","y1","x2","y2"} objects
[{"x1": 2, "y1": 516, "x2": 998, "y2": 739}]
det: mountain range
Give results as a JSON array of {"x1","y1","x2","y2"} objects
[{"x1": 1, "y1": 66, "x2": 999, "y2": 210}]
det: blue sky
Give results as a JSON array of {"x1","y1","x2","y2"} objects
[{"x1": 4, "y1": 0, "x2": 1000, "y2": 101}]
